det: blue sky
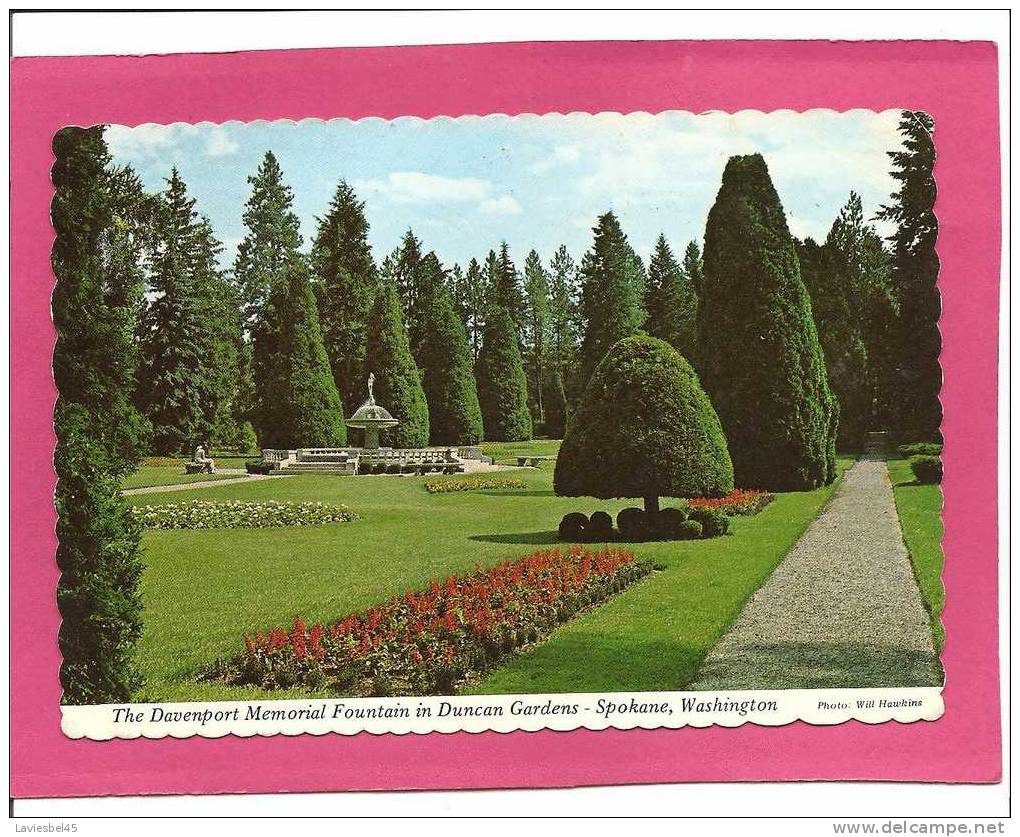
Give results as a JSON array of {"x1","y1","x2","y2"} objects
[{"x1": 106, "y1": 110, "x2": 905, "y2": 271}]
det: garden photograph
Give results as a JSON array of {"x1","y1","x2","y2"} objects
[{"x1": 52, "y1": 109, "x2": 944, "y2": 707}]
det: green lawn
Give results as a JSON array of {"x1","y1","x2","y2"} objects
[
  {"x1": 480, "y1": 438, "x2": 561, "y2": 465},
  {"x1": 887, "y1": 457, "x2": 945, "y2": 651},
  {"x1": 125, "y1": 456, "x2": 849, "y2": 702},
  {"x1": 122, "y1": 466, "x2": 246, "y2": 490}
]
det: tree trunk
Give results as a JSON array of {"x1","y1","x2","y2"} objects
[{"x1": 644, "y1": 495, "x2": 660, "y2": 515}]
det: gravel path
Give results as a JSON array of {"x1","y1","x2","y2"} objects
[{"x1": 689, "y1": 458, "x2": 942, "y2": 690}]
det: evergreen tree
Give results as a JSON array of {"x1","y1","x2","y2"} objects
[
  {"x1": 876, "y1": 110, "x2": 941, "y2": 441},
  {"x1": 136, "y1": 169, "x2": 208, "y2": 454},
  {"x1": 233, "y1": 151, "x2": 303, "y2": 329},
  {"x1": 698, "y1": 154, "x2": 837, "y2": 490},
  {"x1": 475, "y1": 306, "x2": 533, "y2": 442},
  {"x1": 541, "y1": 365, "x2": 569, "y2": 439},
  {"x1": 645, "y1": 234, "x2": 699, "y2": 359},
  {"x1": 490, "y1": 242, "x2": 525, "y2": 338},
  {"x1": 51, "y1": 126, "x2": 147, "y2": 704},
  {"x1": 548, "y1": 244, "x2": 581, "y2": 396},
  {"x1": 311, "y1": 180, "x2": 379, "y2": 416},
  {"x1": 682, "y1": 240, "x2": 705, "y2": 300},
  {"x1": 364, "y1": 282, "x2": 430, "y2": 448},
  {"x1": 253, "y1": 257, "x2": 347, "y2": 448},
  {"x1": 419, "y1": 284, "x2": 483, "y2": 445},
  {"x1": 577, "y1": 211, "x2": 646, "y2": 383},
  {"x1": 523, "y1": 249, "x2": 551, "y2": 422},
  {"x1": 451, "y1": 257, "x2": 488, "y2": 361}
]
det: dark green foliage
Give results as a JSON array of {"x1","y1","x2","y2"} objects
[
  {"x1": 656, "y1": 507, "x2": 689, "y2": 540},
  {"x1": 490, "y1": 242, "x2": 526, "y2": 338},
  {"x1": 523, "y1": 249, "x2": 551, "y2": 423},
  {"x1": 688, "y1": 506, "x2": 729, "y2": 538},
  {"x1": 587, "y1": 511, "x2": 614, "y2": 542},
  {"x1": 418, "y1": 283, "x2": 484, "y2": 445},
  {"x1": 541, "y1": 366, "x2": 569, "y2": 438},
  {"x1": 798, "y1": 193, "x2": 896, "y2": 449},
  {"x1": 876, "y1": 111, "x2": 941, "y2": 442},
  {"x1": 136, "y1": 169, "x2": 208, "y2": 455},
  {"x1": 698, "y1": 154, "x2": 838, "y2": 490},
  {"x1": 475, "y1": 306, "x2": 533, "y2": 442},
  {"x1": 382, "y1": 230, "x2": 438, "y2": 357},
  {"x1": 899, "y1": 442, "x2": 942, "y2": 457},
  {"x1": 682, "y1": 240, "x2": 705, "y2": 300},
  {"x1": 547, "y1": 245, "x2": 582, "y2": 397},
  {"x1": 237, "y1": 421, "x2": 259, "y2": 455},
  {"x1": 616, "y1": 507, "x2": 645, "y2": 541},
  {"x1": 51, "y1": 126, "x2": 146, "y2": 703},
  {"x1": 450, "y1": 257, "x2": 489, "y2": 361},
  {"x1": 555, "y1": 336, "x2": 734, "y2": 512},
  {"x1": 311, "y1": 181, "x2": 379, "y2": 416},
  {"x1": 909, "y1": 454, "x2": 942, "y2": 484},
  {"x1": 245, "y1": 458, "x2": 274, "y2": 475},
  {"x1": 577, "y1": 212, "x2": 647, "y2": 383},
  {"x1": 233, "y1": 151, "x2": 303, "y2": 328},
  {"x1": 558, "y1": 512, "x2": 588, "y2": 542},
  {"x1": 253, "y1": 258, "x2": 347, "y2": 448},
  {"x1": 678, "y1": 520, "x2": 703, "y2": 540},
  {"x1": 365, "y1": 282, "x2": 430, "y2": 448},
  {"x1": 645, "y1": 234, "x2": 699, "y2": 359}
]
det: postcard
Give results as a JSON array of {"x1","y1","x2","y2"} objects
[{"x1": 11, "y1": 39, "x2": 1001, "y2": 796}]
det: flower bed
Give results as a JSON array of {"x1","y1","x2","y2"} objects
[
  {"x1": 423, "y1": 475, "x2": 527, "y2": 494},
  {"x1": 133, "y1": 500, "x2": 356, "y2": 530},
  {"x1": 207, "y1": 547, "x2": 653, "y2": 695},
  {"x1": 688, "y1": 488, "x2": 774, "y2": 516}
]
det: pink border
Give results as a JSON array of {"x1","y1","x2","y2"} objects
[{"x1": 11, "y1": 40, "x2": 1001, "y2": 797}]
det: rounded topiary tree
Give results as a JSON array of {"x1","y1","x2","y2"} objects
[
  {"x1": 698, "y1": 153, "x2": 837, "y2": 490},
  {"x1": 475, "y1": 306, "x2": 532, "y2": 442},
  {"x1": 554, "y1": 336, "x2": 734, "y2": 516}
]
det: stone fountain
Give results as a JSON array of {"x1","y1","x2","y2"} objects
[{"x1": 345, "y1": 373, "x2": 399, "y2": 449}]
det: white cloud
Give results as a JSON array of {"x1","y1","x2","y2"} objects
[
  {"x1": 479, "y1": 195, "x2": 523, "y2": 215},
  {"x1": 205, "y1": 128, "x2": 239, "y2": 157},
  {"x1": 105, "y1": 123, "x2": 190, "y2": 158},
  {"x1": 355, "y1": 171, "x2": 491, "y2": 204},
  {"x1": 529, "y1": 143, "x2": 582, "y2": 174}
]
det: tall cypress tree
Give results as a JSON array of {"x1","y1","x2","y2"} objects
[
  {"x1": 523, "y1": 249, "x2": 551, "y2": 422},
  {"x1": 311, "y1": 180, "x2": 379, "y2": 416},
  {"x1": 698, "y1": 154, "x2": 837, "y2": 490},
  {"x1": 876, "y1": 111, "x2": 941, "y2": 442},
  {"x1": 475, "y1": 306, "x2": 533, "y2": 442},
  {"x1": 577, "y1": 211, "x2": 646, "y2": 383},
  {"x1": 547, "y1": 244, "x2": 581, "y2": 397},
  {"x1": 682, "y1": 240, "x2": 705, "y2": 300},
  {"x1": 254, "y1": 257, "x2": 347, "y2": 449},
  {"x1": 451, "y1": 257, "x2": 488, "y2": 361},
  {"x1": 491, "y1": 242, "x2": 525, "y2": 338},
  {"x1": 419, "y1": 283, "x2": 483, "y2": 445},
  {"x1": 136, "y1": 169, "x2": 208, "y2": 454},
  {"x1": 645, "y1": 234, "x2": 699, "y2": 360},
  {"x1": 52, "y1": 126, "x2": 147, "y2": 704},
  {"x1": 233, "y1": 151, "x2": 303, "y2": 329},
  {"x1": 364, "y1": 282, "x2": 430, "y2": 448}
]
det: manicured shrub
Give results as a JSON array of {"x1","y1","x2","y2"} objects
[
  {"x1": 698, "y1": 153, "x2": 838, "y2": 491},
  {"x1": 909, "y1": 454, "x2": 942, "y2": 485},
  {"x1": 558, "y1": 512, "x2": 588, "y2": 542},
  {"x1": 237, "y1": 421, "x2": 259, "y2": 455},
  {"x1": 678, "y1": 519, "x2": 703, "y2": 540},
  {"x1": 210, "y1": 547, "x2": 654, "y2": 696},
  {"x1": 587, "y1": 511, "x2": 614, "y2": 542},
  {"x1": 133, "y1": 500, "x2": 355, "y2": 529},
  {"x1": 245, "y1": 459, "x2": 274, "y2": 475},
  {"x1": 555, "y1": 336, "x2": 734, "y2": 516},
  {"x1": 616, "y1": 507, "x2": 646, "y2": 541},
  {"x1": 899, "y1": 442, "x2": 942, "y2": 458},
  {"x1": 688, "y1": 506, "x2": 729, "y2": 538},
  {"x1": 475, "y1": 306, "x2": 533, "y2": 442},
  {"x1": 656, "y1": 507, "x2": 689, "y2": 539}
]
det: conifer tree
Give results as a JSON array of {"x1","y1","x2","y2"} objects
[
  {"x1": 311, "y1": 180, "x2": 379, "y2": 416},
  {"x1": 233, "y1": 151, "x2": 303, "y2": 328},
  {"x1": 253, "y1": 257, "x2": 347, "y2": 448},
  {"x1": 698, "y1": 154, "x2": 837, "y2": 490},
  {"x1": 645, "y1": 234, "x2": 699, "y2": 359},
  {"x1": 490, "y1": 242, "x2": 525, "y2": 338},
  {"x1": 876, "y1": 111, "x2": 941, "y2": 441},
  {"x1": 364, "y1": 282, "x2": 430, "y2": 448},
  {"x1": 475, "y1": 306, "x2": 533, "y2": 442},
  {"x1": 548, "y1": 244, "x2": 581, "y2": 394},
  {"x1": 136, "y1": 169, "x2": 208, "y2": 454},
  {"x1": 418, "y1": 284, "x2": 483, "y2": 445},
  {"x1": 51, "y1": 126, "x2": 147, "y2": 704},
  {"x1": 523, "y1": 249, "x2": 551, "y2": 422},
  {"x1": 682, "y1": 240, "x2": 705, "y2": 300},
  {"x1": 577, "y1": 211, "x2": 646, "y2": 383},
  {"x1": 451, "y1": 257, "x2": 488, "y2": 361},
  {"x1": 541, "y1": 365, "x2": 569, "y2": 439}
]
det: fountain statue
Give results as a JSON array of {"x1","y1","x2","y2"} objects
[{"x1": 345, "y1": 373, "x2": 398, "y2": 449}]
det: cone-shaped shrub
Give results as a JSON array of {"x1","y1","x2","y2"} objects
[
  {"x1": 475, "y1": 306, "x2": 532, "y2": 442},
  {"x1": 698, "y1": 154, "x2": 837, "y2": 490},
  {"x1": 254, "y1": 258, "x2": 347, "y2": 448},
  {"x1": 542, "y1": 366, "x2": 569, "y2": 439},
  {"x1": 364, "y1": 282, "x2": 430, "y2": 448},
  {"x1": 419, "y1": 286, "x2": 484, "y2": 445},
  {"x1": 555, "y1": 336, "x2": 733, "y2": 513}
]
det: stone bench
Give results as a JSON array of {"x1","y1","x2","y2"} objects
[
  {"x1": 185, "y1": 461, "x2": 215, "y2": 474},
  {"x1": 517, "y1": 456, "x2": 553, "y2": 467}
]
